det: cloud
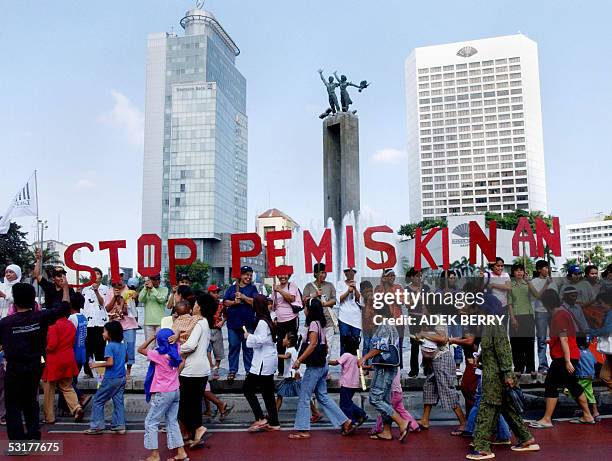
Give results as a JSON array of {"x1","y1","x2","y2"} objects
[
  {"x1": 100, "y1": 90, "x2": 144, "y2": 148},
  {"x1": 75, "y1": 179, "x2": 96, "y2": 189},
  {"x1": 371, "y1": 148, "x2": 407, "y2": 164}
]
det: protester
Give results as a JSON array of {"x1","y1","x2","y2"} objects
[
  {"x1": 359, "y1": 300, "x2": 409, "y2": 442},
  {"x1": 467, "y1": 288, "x2": 540, "y2": 460},
  {"x1": 289, "y1": 298, "x2": 354, "y2": 439},
  {"x1": 530, "y1": 260, "x2": 555, "y2": 374},
  {"x1": 575, "y1": 337, "x2": 599, "y2": 421},
  {"x1": 139, "y1": 274, "x2": 169, "y2": 344},
  {"x1": 360, "y1": 280, "x2": 375, "y2": 367},
  {"x1": 176, "y1": 292, "x2": 214, "y2": 448},
  {"x1": 63, "y1": 293, "x2": 90, "y2": 410},
  {"x1": 271, "y1": 274, "x2": 301, "y2": 375},
  {"x1": 0, "y1": 282, "x2": 70, "y2": 441},
  {"x1": 508, "y1": 263, "x2": 536, "y2": 377},
  {"x1": 558, "y1": 265, "x2": 591, "y2": 307},
  {"x1": 416, "y1": 321, "x2": 466, "y2": 435},
  {"x1": 404, "y1": 268, "x2": 428, "y2": 377},
  {"x1": 85, "y1": 320, "x2": 127, "y2": 435},
  {"x1": 486, "y1": 257, "x2": 511, "y2": 309},
  {"x1": 167, "y1": 274, "x2": 191, "y2": 313},
  {"x1": 560, "y1": 285, "x2": 589, "y2": 334},
  {"x1": 243, "y1": 294, "x2": 280, "y2": 432},
  {"x1": 42, "y1": 285, "x2": 84, "y2": 424},
  {"x1": 139, "y1": 329, "x2": 187, "y2": 461},
  {"x1": 276, "y1": 332, "x2": 300, "y2": 411},
  {"x1": 336, "y1": 268, "x2": 362, "y2": 355},
  {"x1": 207, "y1": 284, "x2": 226, "y2": 380},
  {"x1": 223, "y1": 265, "x2": 258, "y2": 383},
  {"x1": 438, "y1": 270, "x2": 463, "y2": 372},
  {"x1": 106, "y1": 280, "x2": 140, "y2": 379},
  {"x1": 529, "y1": 289, "x2": 594, "y2": 428},
  {"x1": 33, "y1": 248, "x2": 76, "y2": 310},
  {"x1": 329, "y1": 335, "x2": 367, "y2": 427},
  {"x1": 0, "y1": 264, "x2": 21, "y2": 317},
  {"x1": 81, "y1": 268, "x2": 110, "y2": 377},
  {"x1": 371, "y1": 368, "x2": 419, "y2": 435},
  {"x1": 303, "y1": 263, "x2": 338, "y2": 359}
]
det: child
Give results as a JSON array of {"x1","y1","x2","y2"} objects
[
  {"x1": 371, "y1": 368, "x2": 420, "y2": 434},
  {"x1": 84, "y1": 320, "x2": 127, "y2": 435},
  {"x1": 172, "y1": 300, "x2": 199, "y2": 344},
  {"x1": 276, "y1": 332, "x2": 301, "y2": 411},
  {"x1": 140, "y1": 329, "x2": 187, "y2": 461},
  {"x1": 328, "y1": 336, "x2": 368, "y2": 426},
  {"x1": 203, "y1": 381, "x2": 234, "y2": 421},
  {"x1": 575, "y1": 337, "x2": 600, "y2": 421}
]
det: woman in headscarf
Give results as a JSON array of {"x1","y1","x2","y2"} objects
[
  {"x1": 139, "y1": 328, "x2": 187, "y2": 461},
  {"x1": 0, "y1": 264, "x2": 22, "y2": 317}
]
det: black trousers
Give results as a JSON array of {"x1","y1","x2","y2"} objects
[
  {"x1": 276, "y1": 317, "x2": 298, "y2": 375},
  {"x1": 178, "y1": 375, "x2": 207, "y2": 435},
  {"x1": 243, "y1": 373, "x2": 279, "y2": 426},
  {"x1": 509, "y1": 314, "x2": 535, "y2": 373},
  {"x1": 5, "y1": 365, "x2": 42, "y2": 440}
]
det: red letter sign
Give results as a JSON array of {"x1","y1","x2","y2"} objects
[
  {"x1": 99, "y1": 240, "x2": 126, "y2": 284},
  {"x1": 303, "y1": 229, "x2": 333, "y2": 274},
  {"x1": 469, "y1": 220, "x2": 497, "y2": 265},
  {"x1": 345, "y1": 225, "x2": 356, "y2": 270},
  {"x1": 414, "y1": 227, "x2": 440, "y2": 271},
  {"x1": 266, "y1": 230, "x2": 293, "y2": 276},
  {"x1": 64, "y1": 242, "x2": 96, "y2": 289},
  {"x1": 138, "y1": 234, "x2": 162, "y2": 278},
  {"x1": 364, "y1": 225, "x2": 397, "y2": 271},
  {"x1": 512, "y1": 217, "x2": 537, "y2": 257},
  {"x1": 168, "y1": 238, "x2": 197, "y2": 286},
  {"x1": 231, "y1": 233, "x2": 262, "y2": 279},
  {"x1": 535, "y1": 216, "x2": 561, "y2": 257}
]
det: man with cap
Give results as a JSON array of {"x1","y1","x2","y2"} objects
[
  {"x1": 561, "y1": 285, "x2": 589, "y2": 334},
  {"x1": 32, "y1": 247, "x2": 76, "y2": 310},
  {"x1": 559, "y1": 265, "x2": 592, "y2": 309},
  {"x1": 336, "y1": 267, "x2": 362, "y2": 355},
  {"x1": 208, "y1": 284, "x2": 226, "y2": 379},
  {"x1": 80, "y1": 267, "x2": 110, "y2": 377},
  {"x1": 138, "y1": 273, "x2": 169, "y2": 345},
  {"x1": 303, "y1": 263, "x2": 338, "y2": 357},
  {"x1": 223, "y1": 266, "x2": 258, "y2": 383}
]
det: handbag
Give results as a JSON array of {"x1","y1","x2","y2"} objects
[
  {"x1": 371, "y1": 343, "x2": 401, "y2": 367},
  {"x1": 288, "y1": 282, "x2": 304, "y2": 314},
  {"x1": 298, "y1": 322, "x2": 328, "y2": 367}
]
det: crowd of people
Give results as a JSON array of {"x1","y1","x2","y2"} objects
[{"x1": 0, "y1": 249, "x2": 611, "y2": 460}]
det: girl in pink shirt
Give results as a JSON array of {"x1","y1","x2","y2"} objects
[
  {"x1": 139, "y1": 328, "x2": 187, "y2": 461},
  {"x1": 372, "y1": 369, "x2": 420, "y2": 434}
]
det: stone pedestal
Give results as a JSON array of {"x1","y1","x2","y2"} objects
[{"x1": 323, "y1": 112, "x2": 360, "y2": 274}]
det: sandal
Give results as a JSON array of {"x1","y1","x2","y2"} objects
[
  {"x1": 568, "y1": 418, "x2": 596, "y2": 425},
  {"x1": 417, "y1": 422, "x2": 430, "y2": 430},
  {"x1": 190, "y1": 432, "x2": 211, "y2": 449},
  {"x1": 451, "y1": 427, "x2": 464, "y2": 436},
  {"x1": 289, "y1": 432, "x2": 311, "y2": 439},
  {"x1": 370, "y1": 433, "x2": 393, "y2": 441},
  {"x1": 83, "y1": 428, "x2": 104, "y2": 435},
  {"x1": 227, "y1": 373, "x2": 236, "y2": 384},
  {"x1": 219, "y1": 403, "x2": 234, "y2": 420},
  {"x1": 341, "y1": 421, "x2": 356, "y2": 436},
  {"x1": 398, "y1": 426, "x2": 409, "y2": 443},
  {"x1": 310, "y1": 414, "x2": 323, "y2": 423}
]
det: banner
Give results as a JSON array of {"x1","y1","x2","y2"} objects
[{"x1": 0, "y1": 172, "x2": 38, "y2": 234}]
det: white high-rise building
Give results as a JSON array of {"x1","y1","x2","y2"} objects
[
  {"x1": 565, "y1": 216, "x2": 612, "y2": 260},
  {"x1": 405, "y1": 34, "x2": 547, "y2": 222},
  {"x1": 142, "y1": 7, "x2": 247, "y2": 278}
]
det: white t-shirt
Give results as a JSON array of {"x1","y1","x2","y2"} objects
[
  {"x1": 336, "y1": 279, "x2": 362, "y2": 329},
  {"x1": 283, "y1": 346, "x2": 298, "y2": 378},
  {"x1": 530, "y1": 277, "x2": 556, "y2": 313},
  {"x1": 488, "y1": 272, "x2": 510, "y2": 306},
  {"x1": 82, "y1": 285, "x2": 111, "y2": 328}
]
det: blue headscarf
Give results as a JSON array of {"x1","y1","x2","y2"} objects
[{"x1": 144, "y1": 328, "x2": 183, "y2": 402}]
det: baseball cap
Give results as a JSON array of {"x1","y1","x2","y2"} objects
[
  {"x1": 240, "y1": 265, "x2": 253, "y2": 274},
  {"x1": 568, "y1": 265, "x2": 583, "y2": 275},
  {"x1": 563, "y1": 285, "x2": 579, "y2": 295},
  {"x1": 52, "y1": 267, "x2": 67, "y2": 276},
  {"x1": 344, "y1": 267, "x2": 357, "y2": 273},
  {"x1": 150, "y1": 273, "x2": 161, "y2": 280},
  {"x1": 207, "y1": 284, "x2": 220, "y2": 293},
  {"x1": 127, "y1": 277, "x2": 139, "y2": 289}
]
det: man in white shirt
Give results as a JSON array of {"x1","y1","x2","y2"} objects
[
  {"x1": 336, "y1": 268, "x2": 362, "y2": 355},
  {"x1": 81, "y1": 268, "x2": 110, "y2": 377}
]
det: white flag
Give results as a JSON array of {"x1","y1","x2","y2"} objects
[{"x1": 0, "y1": 172, "x2": 38, "y2": 234}]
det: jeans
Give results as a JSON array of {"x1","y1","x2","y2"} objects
[
  {"x1": 5, "y1": 365, "x2": 42, "y2": 440},
  {"x1": 338, "y1": 320, "x2": 361, "y2": 355},
  {"x1": 448, "y1": 323, "x2": 464, "y2": 365},
  {"x1": 464, "y1": 376, "x2": 510, "y2": 440},
  {"x1": 369, "y1": 366, "x2": 396, "y2": 424},
  {"x1": 144, "y1": 390, "x2": 183, "y2": 450},
  {"x1": 339, "y1": 386, "x2": 366, "y2": 424},
  {"x1": 243, "y1": 373, "x2": 279, "y2": 426},
  {"x1": 294, "y1": 365, "x2": 348, "y2": 431},
  {"x1": 535, "y1": 311, "x2": 550, "y2": 371},
  {"x1": 90, "y1": 376, "x2": 126, "y2": 430},
  {"x1": 124, "y1": 329, "x2": 136, "y2": 366},
  {"x1": 228, "y1": 328, "x2": 253, "y2": 374}
]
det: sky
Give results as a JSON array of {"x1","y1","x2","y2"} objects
[{"x1": 1, "y1": 0, "x2": 611, "y2": 271}]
